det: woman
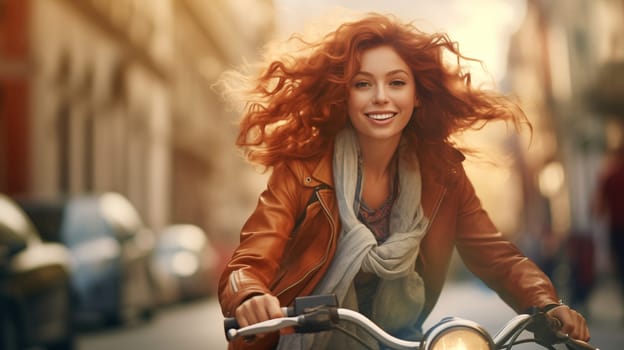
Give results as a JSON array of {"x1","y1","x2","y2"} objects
[{"x1": 218, "y1": 13, "x2": 589, "y2": 349}]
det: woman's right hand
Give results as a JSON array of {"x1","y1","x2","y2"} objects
[{"x1": 235, "y1": 294, "x2": 284, "y2": 327}]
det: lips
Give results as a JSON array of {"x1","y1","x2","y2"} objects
[{"x1": 365, "y1": 112, "x2": 397, "y2": 121}]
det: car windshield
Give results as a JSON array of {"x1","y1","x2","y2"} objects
[{"x1": 61, "y1": 197, "x2": 111, "y2": 246}]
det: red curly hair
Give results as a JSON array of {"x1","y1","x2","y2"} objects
[{"x1": 234, "y1": 13, "x2": 528, "y2": 169}]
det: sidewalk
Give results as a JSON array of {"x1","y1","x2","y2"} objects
[{"x1": 585, "y1": 278, "x2": 623, "y2": 350}]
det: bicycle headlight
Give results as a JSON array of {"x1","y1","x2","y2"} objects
[{"x1": 423, "y1": 317, "x2": 494, "y2": 350}]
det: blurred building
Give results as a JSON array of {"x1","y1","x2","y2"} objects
[
  {"x1": 507, "y1": 0, "x2": 624, "y2": 273},
  {"x1": 0, "y1": 0, "x2": 30, "y2": 197},
  {"x1": 168, "y1": 0, "x2": 275, "y2": 243},
  {"x1": 0, "y1": 0, "x2": 275, "y2": 238}
]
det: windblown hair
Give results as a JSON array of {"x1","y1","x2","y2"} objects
[{"x1": 231, "y1": 13, "x2": 528, "y2": 169}]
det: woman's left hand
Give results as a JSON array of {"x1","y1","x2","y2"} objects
[{"x1": 547, "y1": 304, "x2": 590, "y2": 341}]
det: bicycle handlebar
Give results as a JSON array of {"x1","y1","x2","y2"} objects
[
  {"x1": 226, "y1": 307, "x2": 420, "y2": 350},
  {"x1": 223, "y1": 294, "x2": 599, "y2": 350}
]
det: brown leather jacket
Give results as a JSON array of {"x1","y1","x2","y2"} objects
[{"x1": 219, "y1": 142, "x2": 559, "y2": 349}]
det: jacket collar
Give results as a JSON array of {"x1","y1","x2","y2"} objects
[
  {"x1": 291, "y1": 139, "x2": 465, "y2": 223},
  {"x1": 299, "y1": 139, "x2": 463, "y2": 191},
  {"x1": 284, "y1": 141, "x2": 335, "y2": 189},
  {"x1": 308, "y1": 141, "x2": 335, "y2": 188}
]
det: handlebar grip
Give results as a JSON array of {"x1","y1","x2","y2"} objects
[
  {"x1": 565, "y1": 338, "x2": 599, "y2": 350},
  {"x1": 224, "y1": 317, "x2": 239, "y2": 332}
]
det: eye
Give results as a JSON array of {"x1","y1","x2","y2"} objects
[
  {"x1": 353, "y1": 81, "x2": 371, "y2": 88},
  {"x1": 389, "y1": 80, "x2": 407, "y2": 87}
]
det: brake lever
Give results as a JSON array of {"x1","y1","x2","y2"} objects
[{"x1": 226, "y1": 316, "x2": 301, "y2": 341}]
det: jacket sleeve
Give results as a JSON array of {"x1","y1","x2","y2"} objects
[
  {"x1": 453, "y1": 165, "x2": 560, "y2": 313},
  {"x1": 218, "y1": 163, "x2": 302, "y2": 317}
]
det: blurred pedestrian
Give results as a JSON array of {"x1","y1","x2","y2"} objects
[
  {"x1": 595, "y1": 144, "x2": 624, "y2": 302},
  {"x1": 217, "y1": 13, "x2": 590, "y2": 350}
]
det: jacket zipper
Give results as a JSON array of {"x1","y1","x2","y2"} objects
[
  {"x1": 292, "y1": 184, "x2": 331, "y2": 238},
  {"x1": 275, "y1": 188, "x2": 336, "y2": 298}
]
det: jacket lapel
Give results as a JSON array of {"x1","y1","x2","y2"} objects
[
  {"x1": 420, "y1": 166, "x2": 446, "y2": 220},
  {"x1": 312, "y1": 142, "x2": 335, "y2": 187}
]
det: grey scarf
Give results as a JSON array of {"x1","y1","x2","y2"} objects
[{"x1": 278, "y1": 127, "x2": 428, "y2": 349}]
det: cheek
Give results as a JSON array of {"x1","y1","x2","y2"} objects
[
  {"x1": 347, "y1": 92, "x2": 363, "y2": 117},
  {"x1": 402, "y1": 89, "x2": 418, "y2": 108}
]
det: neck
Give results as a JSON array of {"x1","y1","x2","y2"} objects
[{"x1": 358, "y1": 136, "x2": 400, "y2": 180}]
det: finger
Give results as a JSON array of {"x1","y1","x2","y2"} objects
[
  {"x1": 235, "y1": 294, "x2": 282, "y2": 328},
  {"x1": 266, "y1": 296, "x2": 284, "y2": 319},
  {"x1": 570, "y1": 311, "x2": 587, "y2": 341},
  {"x1": 561, "y1": 313, "x2": 573, "y2": 334},
  {"x1": 570, "y1": 326, "x2": 590, "y2": 342},
  {"x1": 582, "y1": 323, "x2": 591, "y2": 342},
  {"x1": 566, "y1": 310, "x2": 589, "y2": 341},
  {"x1": 573, "y1": 312, "x2": 590, "y2": 341},
  {"x1": 547, "y1": 305, "x2": 592, "y2": 342},
  {"x1": 249, "y1": 294, "x2": 280, "y2": 320},
  {"x1": 236, "y1": 296, "x2": 264, "y2": 326},
  {"x1": 548, "y1": 306, "x2": 573, "y2": 334},
  {"x1": 247, "y1": 296, "x2": 268, "y2": 323},
  {"x1": 235, "y1": 307, "x2": 250, "y2": 328},
  {"x1": 257, "y1": 298, "x2": 274, "y2": 321}
]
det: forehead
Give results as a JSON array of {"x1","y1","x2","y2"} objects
[{"x1": 356, "y1": 45, "x2": 411, "y2": 74}]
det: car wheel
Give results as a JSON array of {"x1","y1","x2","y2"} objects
[
  {"x1": 0, "y1": 307, "x2": 19, "y2": 350},
  {"x1": 140, "y1": 306, "x2": 155, "y2": 321},
  {"x1": 102, "y1": 311, "x2": 123, "y2": 328},
  {"x1": 47, "y1": 336, "x2": 75, "y2": 350}
]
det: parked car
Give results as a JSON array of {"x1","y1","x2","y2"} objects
[
  {"x1": 19, "y1": 192, "x2": 157, "y2": 328},
  {"x1": 0, "y1": 193, "x2": 75, "y2": 350},
  {"x1": 150, "y1": 224, "x2": 219, "y2": 304}
]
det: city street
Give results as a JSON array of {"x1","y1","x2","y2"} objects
[
  {"x1": 1, "y1": 1, "x2": 622, "y2": 350},
  {"x1": 77, "y1": 279, "x2": 623, "y2": 350}
]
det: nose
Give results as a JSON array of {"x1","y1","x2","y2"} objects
[{"x1": 373, "y1": 85, "x2": 389, "y2": 104}]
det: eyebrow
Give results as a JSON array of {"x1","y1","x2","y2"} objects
[{"x1": 354, "y1": 69, "x2": 410, "y2": 77}]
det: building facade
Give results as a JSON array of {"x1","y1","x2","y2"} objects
[
  {"x1": 507, "y1": 0, "x2": 624, "y2": 275},
  {"x1": 0, "y1": 0, "x2": 275, "y2": 237}
]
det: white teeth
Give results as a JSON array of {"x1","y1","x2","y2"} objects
[{"x1": 366, "y1": 113, "x2": 395, "y2": 120}]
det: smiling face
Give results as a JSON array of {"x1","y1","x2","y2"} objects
[{"x1": 347, "y1": 45, "x2": 419, "y2": 147}]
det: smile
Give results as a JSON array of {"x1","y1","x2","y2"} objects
[{"x1": 365, "y1": 112, "x2": 396, "y2": 121}]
